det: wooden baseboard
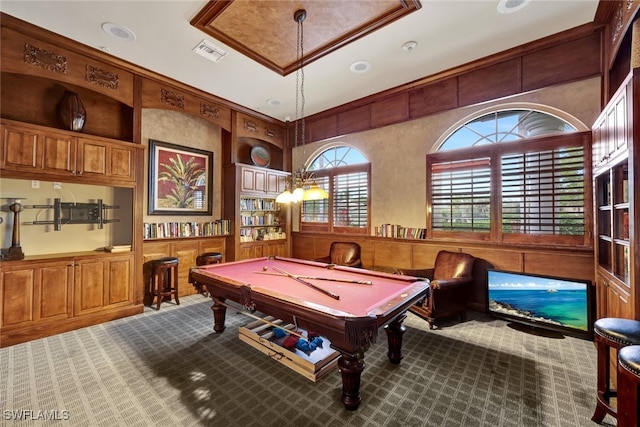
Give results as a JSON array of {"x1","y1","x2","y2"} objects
[{"x1": 1, "y1": 304, "x2": 144, "y2": 348}]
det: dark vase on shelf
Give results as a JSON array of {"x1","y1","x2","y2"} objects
[{"x1": 57, "y1": 90, "x2": 86, "y2": 131}]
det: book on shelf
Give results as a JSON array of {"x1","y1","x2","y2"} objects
[
  {"x1": 104, "y1": 245, "x2": 132, "y2": 253},
  {"x1": 143, "y1": 219, "x2": 231, "y2": 239},
  {"x1": 374, "y1": 224, "x2": 426, "y2": 240}
]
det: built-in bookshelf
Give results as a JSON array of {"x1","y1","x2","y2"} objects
[
  {"x1": 143, "y1": 220, "x2": 231, "y2": 240},
  {"x1": 240, "y1": 197, "x2": 286, "y2": 243},
  {"x1": 374, "y1": 224, "x2": 426, "y2": 240}
]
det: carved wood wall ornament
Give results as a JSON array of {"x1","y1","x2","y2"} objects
[
  {"x1": 200, "y1": 102, "x2": 220, "y2": 119},
  {"x1": 85, "y1": 65, "x2": 119, "y2": 90},
  {"x1": 265, "y1": 127, "x2": 278, "y2": 139},
  {"x1": 160, "y1": 88, "x2": 185, "y2": 109},
  {"x1": 23, "y1": 43, "x2": 67, "y2": 74},
  {"x1": 243, "y1": 119, "x2": 258, "y2": 133}
]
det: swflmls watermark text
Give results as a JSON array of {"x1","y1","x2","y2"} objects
[{"x1": 3, "y1": 410, "x2": 70, "y2": 421}]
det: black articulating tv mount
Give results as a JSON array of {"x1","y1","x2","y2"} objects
[{"x1": 27, "y1": 198, "x2": 120, "y2": 231}]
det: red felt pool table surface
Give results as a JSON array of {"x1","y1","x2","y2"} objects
[{"x1": 192, "y1": 256, "x2": 424, "y2": 317}]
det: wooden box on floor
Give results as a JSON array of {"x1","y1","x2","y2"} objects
[{"x1": 238, "y1": 316, "x2": 340, "y2": 382}]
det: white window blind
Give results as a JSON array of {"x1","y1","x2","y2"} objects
[{"x1": 333, "y1": 171, "x2": 368, "y2": 228}]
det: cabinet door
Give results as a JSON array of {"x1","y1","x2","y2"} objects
[
  {"x1": 105, "y1": 255, "x2": 133, "y2": 306},
  {"x1": 1, "y1": 261, "x2": 72, "y2": 327},
  {"x1": 76, "y1": 137, "x2": 107, "y2": 178},
  {"x1": 241, "y1": 167, "x2": 256, "y2": 192},
  {"x1": 1, "y1": 121, "x2": 75, "y2": 176},
  {"x1": 76, "y1": 137, "x2": 136, "y2": 182},
  {"x1": 74, "y1": 259, "x2": 107, "y2": 315},
  {"x1": 171, "y1": 241, "x2": 200, "y2": 296}
]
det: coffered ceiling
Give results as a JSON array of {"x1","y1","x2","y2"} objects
[
  {"x1": 191, "y1": 0, "x2": 421, "y2": 75},
  {"x1": 0, "y1": 1, "x2": 600, "y2": 122}
]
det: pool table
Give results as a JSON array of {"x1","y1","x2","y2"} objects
[{"x1": 189, "y1": 256, "x2": 429, "y2": 410}]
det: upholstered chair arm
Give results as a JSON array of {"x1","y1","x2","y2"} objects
[
  {"x1": 430, "y1": 276, "x2": 473, "y2": 290},
  {"x1": 314, "y1": 256, "x2": 331, "y2": 263}
]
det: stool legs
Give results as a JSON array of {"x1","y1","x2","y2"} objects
[
  {"x1": 151, "y1": 262, "x2": 180, "y2": 310},
  {"x1": 617, "y1": 363, "x2": 639, "y2": 427},
  {"x1": 592, "y1": 336, "x2": 614, "y2": 423}
]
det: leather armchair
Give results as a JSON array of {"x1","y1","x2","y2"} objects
[
  {"x1": 314, "y1": 242, "x2": 362, "y2": 268},
  {"x1": 395, "y1": 250, "x2": 475, "y2": 329}
]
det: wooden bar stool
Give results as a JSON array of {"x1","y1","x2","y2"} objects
[
  {"x1": 617, "y1": 345, "x2": 640, "y2": 427},
  {"x1": 193, "y1": 252, "x2": 223, "y2": 297},
  {"x1": 150, "y1": 257, "x2": 180, "y2": 310},
  {"x1": 592, "y1": 318, "x2": 640, "y2": 424}
]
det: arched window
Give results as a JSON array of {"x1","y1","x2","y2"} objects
[
  {"x1": 438, "y1": 109, "x2": 578, "y2": 151},
  {"x1": 301, "y1": 146, "x2": 370, "y2": 234},
  {"x1": 427, "y1": 108, "x2": 590, "y2": 246}
]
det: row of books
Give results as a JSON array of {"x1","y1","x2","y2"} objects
[
  {"x1": 240, "y1": 198, "x2": 278, "y2": 211},
  {"x1": 374, "y1": 224, "x2": 427, "y2": 240},
  {"x1": 240, "y1": 213, "x2": 279, "y2": 226},
  {"x1": 143, "y1": 220, "x2": 231, "y2": 239},
  {"x1": 239, "y1": 227, "x2": 286, "y2": 242}
]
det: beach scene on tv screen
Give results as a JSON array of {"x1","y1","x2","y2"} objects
[{"x1": 488, "y1": 271, "x2": 588, "y2": 331}]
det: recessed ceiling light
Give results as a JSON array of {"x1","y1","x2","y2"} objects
[
  {"x1": 101, "y1": 22, "x2": 136, "y2": 42},
  {"x1": 266, "y1": 98, "x2": 283, "y2": 107},
  {"x1": 349, "y1": 60, "x2": 371, "y2": 74},
  {"x1": 497, "y1": 0, "x2": 531, "y2": 14}
]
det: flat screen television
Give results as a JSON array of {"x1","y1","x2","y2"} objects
[{"x1": 487, "y1": 269, "x2": 594, "y2": 339}]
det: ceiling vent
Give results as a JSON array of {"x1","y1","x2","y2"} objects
[{"x1": 192, "y1": 40, "x2": 228, "y2": 63}]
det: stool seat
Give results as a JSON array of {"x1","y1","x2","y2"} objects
[
  {"x1": 150, "y1": 257, "x2": 180, "y2": 310},
  {"x1": 193, "y1": 252, "x2": 223, "y2": 297},
  {"x1": 592, "y1": 318, "x2": 640, "y2": 424},
  {"x1": 196, "y1": 252, "x2": 223, "y2": 266},
  {"x1": 617, "y1": 345, "x2": 640, "y2": 427},
  {"x1": 595, "y1": 318, "x2": 640, "y2": 345}
]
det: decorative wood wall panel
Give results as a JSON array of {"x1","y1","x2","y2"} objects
[
  {"x1": 522, "y1": 33, "x2": 601, "y2": 91},
  {"x1": 371, "y1": 92, "x2": 409, "y2": 128},
  {"x1": 409, "y1": 78, "x2": 458, "y2": 119},
  {"x1": 1, "y1": 26, "x2": 134, "y2": 106},
  {"x1": 304, "y1": 29, "x2": 602, "y2": 144},
  {"x1": 140, "y1": 78, "x2": 232, "y2": 131},
  {"x1": 337, "y1": 105, "x2": 371, "y2": 135},
  {"x1": 458, "y1": 59, "x2": 521, "y2": 106}
]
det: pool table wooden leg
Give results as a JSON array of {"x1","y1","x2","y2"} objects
[
  {"x1": 210, "y1": 296, "x2": 227, "y2": 333},
  {"x1": 337, "y1": 352, "x2": 365, "y2": 411},
  {"x1": 385, "y1": 313, "x2": 407, "y2": 364}
]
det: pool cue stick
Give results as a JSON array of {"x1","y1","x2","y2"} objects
[
  {"x1": 253, "y1": 270, "x2": 372, "y2": 285},
  {"x1": 271, "y1": 266, "x2": 340, "y2": 300},
  {"x1": 218, "y1": 300, "x2": 306, "y2": 340}
]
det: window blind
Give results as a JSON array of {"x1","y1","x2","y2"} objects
[{"x1": 333, "y1": 171, "x2": 368, "y2": 228}]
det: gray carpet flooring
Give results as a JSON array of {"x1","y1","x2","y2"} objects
[{"x1": 1, "y1": 295, "x2": 615, "y2": 426}]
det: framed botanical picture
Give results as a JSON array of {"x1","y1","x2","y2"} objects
[{"x1": 148, "y1": 139, "x2": 213, "y2": 215}]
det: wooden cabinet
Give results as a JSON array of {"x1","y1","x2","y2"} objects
[
  {"x1": 143, "y1": 237, "x2": 226, "y2": 298},
  {"x1": 0, "y1": 253, "x2": 139, "y2": 347},
  {"x1": 1, "y1": 260, "x2": 73, "y2": 328},
  {"x1": 1, "y1": 118, "x2": 137, "y2": 184},
  {"x1": 224, "y1": 164, "x2": 290, "y2": 261},
  {"x1": 73, "y1": 255, "x2": 134, "y2": 316},
  {"x1": 592, "y1": 69, "x2": 639, "y2": 320},
  {"x1": 240, "y1": 164, "x2": 288, "y2": 194}
]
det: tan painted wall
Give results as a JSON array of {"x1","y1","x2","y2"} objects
[
  {"x1": 0, "y1": 178, "x2": 132, "y2": 255},
  {"x1": 291, "y1": 77, "x2": 602, "y2": 231},
  {"x1": 141, "y1": 108, "x2": 223, "y2": 223}
]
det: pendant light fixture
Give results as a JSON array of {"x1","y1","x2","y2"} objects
[{"x1": 276, "y1": 9, "x2": 329, "y2": 204}]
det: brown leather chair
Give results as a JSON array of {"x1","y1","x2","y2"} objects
[
  {"x1": 314, "y1": 241, "x2": 362, "y2": 268},
  {"x1": 395, "y1": 250, "x2": 475, "y2": 329}
]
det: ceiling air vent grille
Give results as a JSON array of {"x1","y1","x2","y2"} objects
[{"x1": 192, "y1": 40, "x2": 228, "y2": 63}]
